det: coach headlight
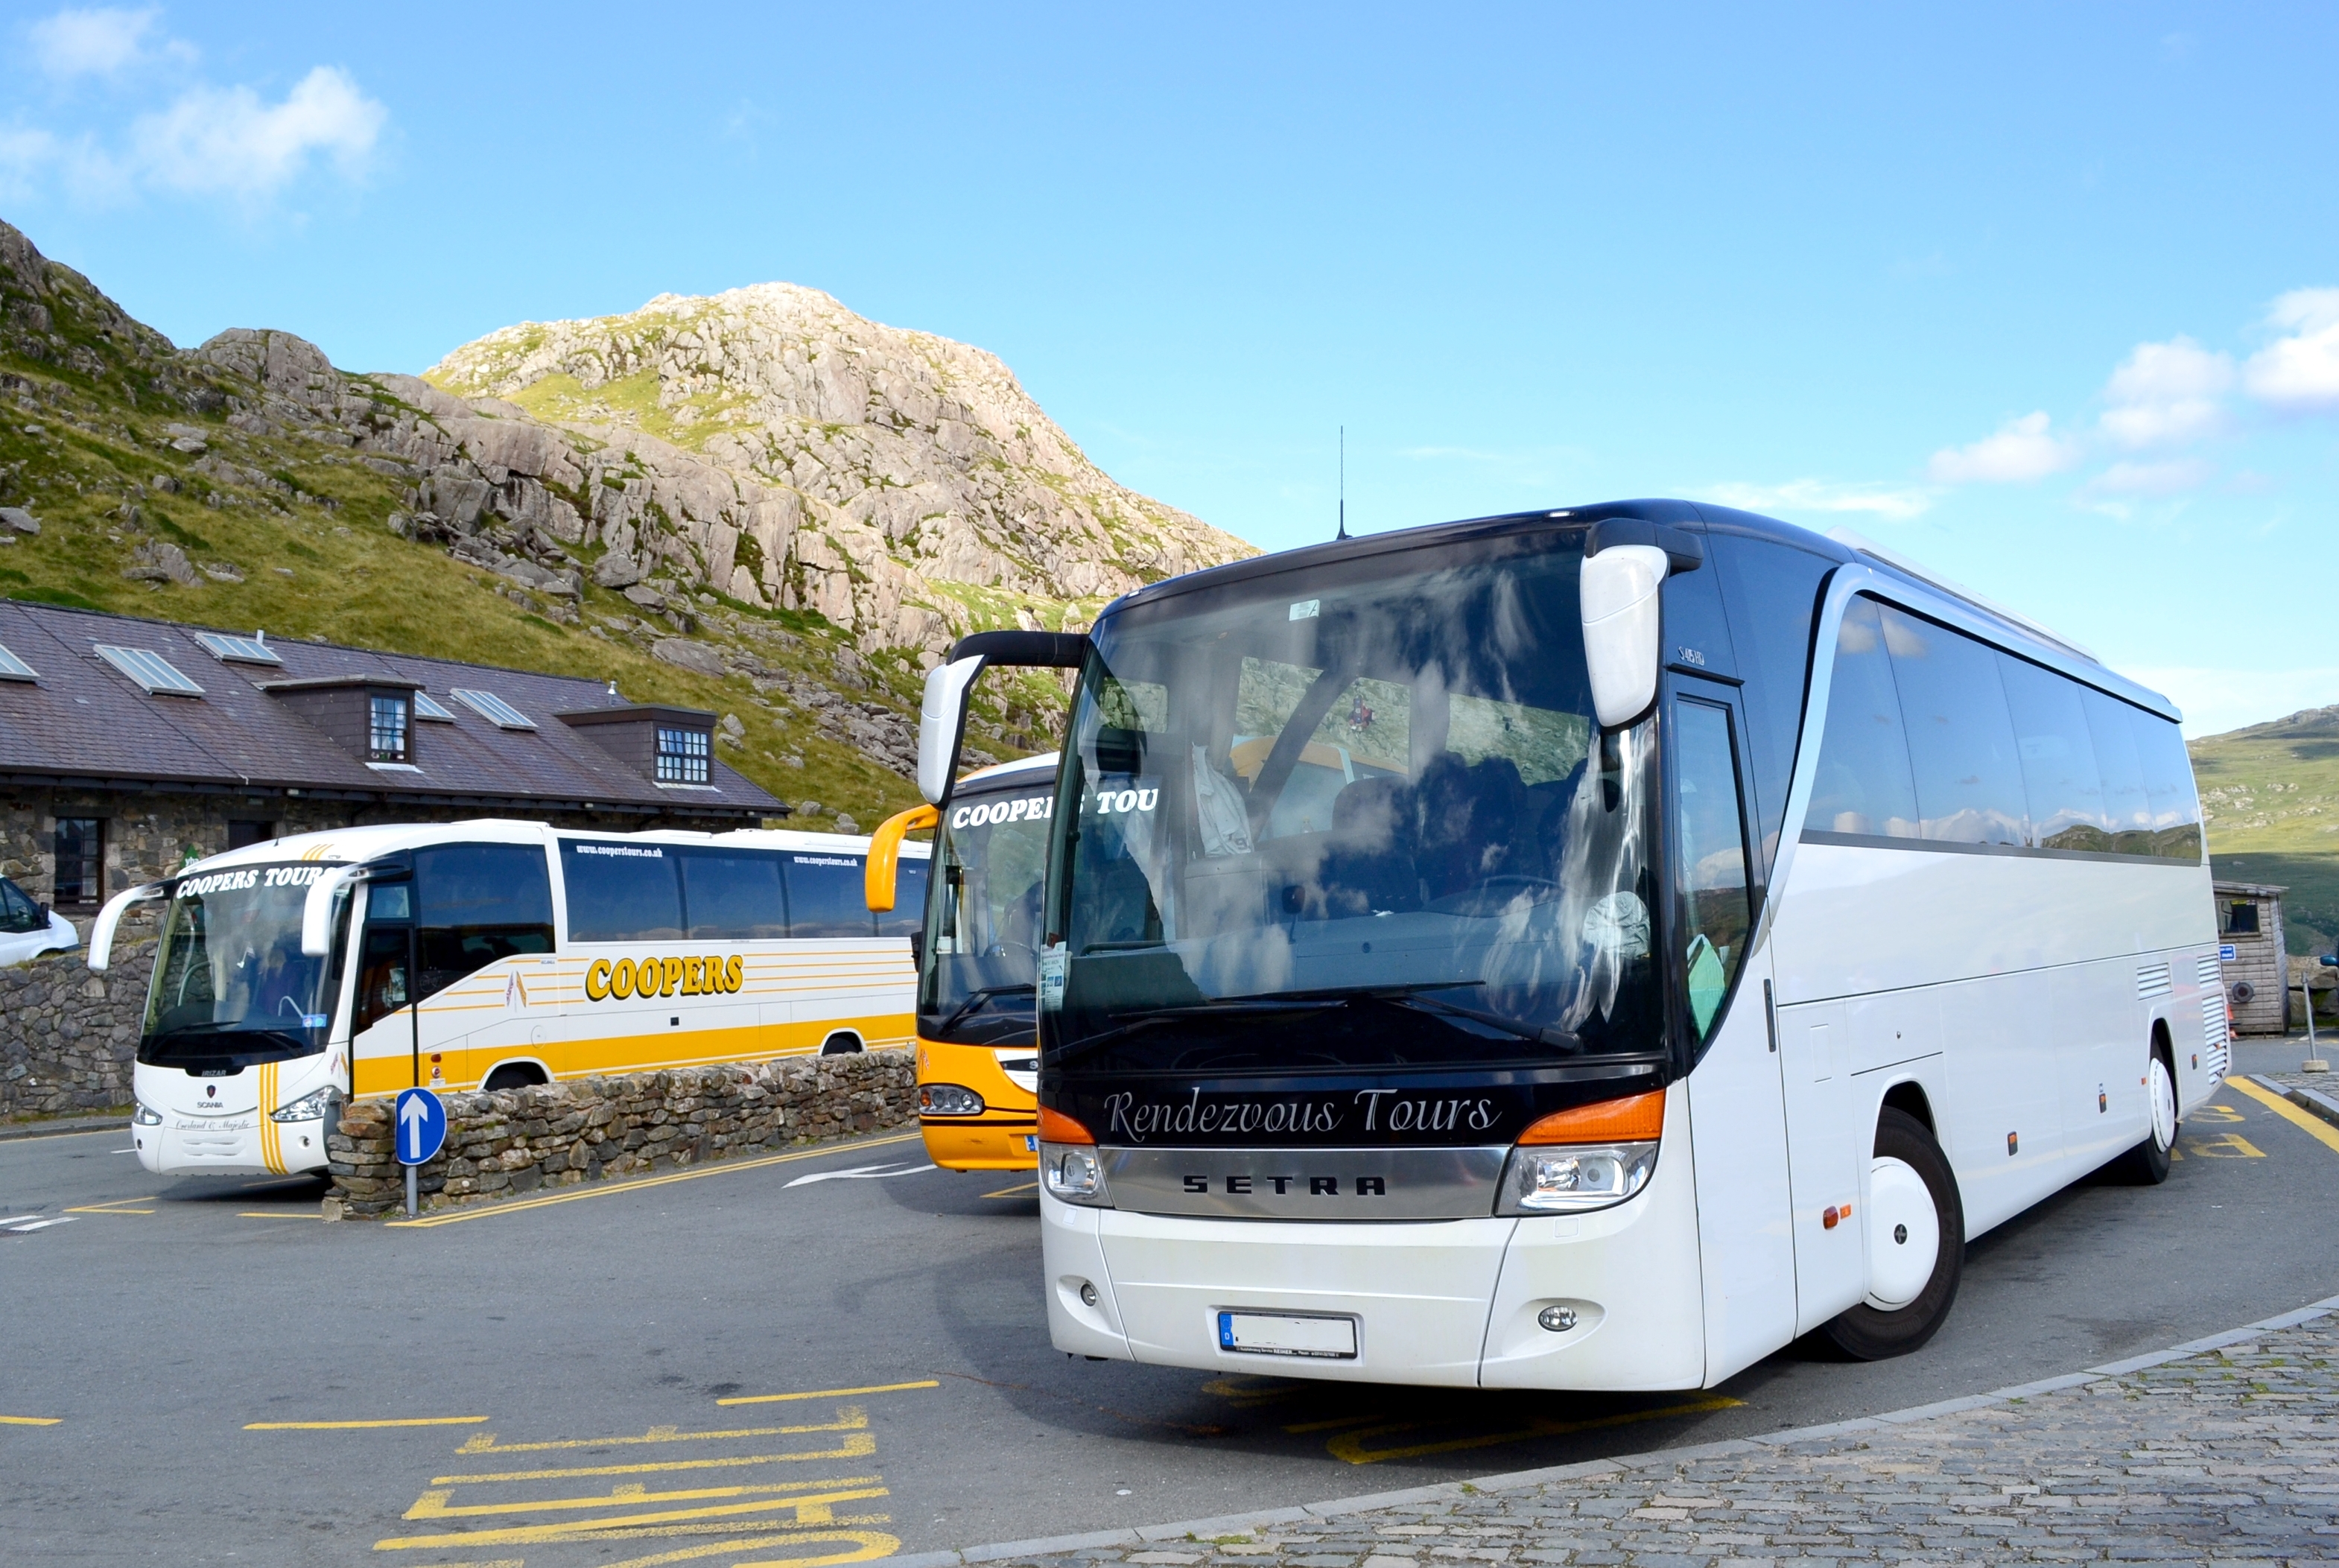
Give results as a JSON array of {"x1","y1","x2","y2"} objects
[
  {"x1": 1495, "y1": 1088, "x2": 1665, "y2": 1216},
  {"x1": 270, "y1": 1086, "x2": 340, "y2": 1123},
  {"x1": 919, "y1": 1083, "x2": 985, "y2": 1117},
  {"x1": 1037, "y1": 1105, "x2": 1111, "y2": 1207},
  {"x1": 133, "y1": 1101, "x2": 163, "y2": 1126}
]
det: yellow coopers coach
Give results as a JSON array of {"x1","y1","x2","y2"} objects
[
  {"x1": 867, "y1": 753, "x2": 1055, "y2": 1172},
  {"x1": 92, "y1": 818, "x2": 927, "y2": 1178}
]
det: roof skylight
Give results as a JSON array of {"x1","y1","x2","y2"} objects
[
  {"x1": 94, "y1": 644, "x2": 204, "y2": 696},
  {"x1": 413, "y1": 691, "x2": 457, "y2": 722},
  {"x1": 0, "y1": 640, "x2": 35, "y2": 682},
  {"x1": 450, "y1": 688, "x2": 535, "y2": 730},
  {"x1": 191, "y1": 631, "x2": 282, "y2": 666}
]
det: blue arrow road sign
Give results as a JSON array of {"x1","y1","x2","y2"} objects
[{"x1": 395, "y1": 1087, "x2": 447, "y2": 1167}]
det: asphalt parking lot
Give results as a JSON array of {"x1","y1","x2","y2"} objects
[{"x1": 4, "y1": 1042, "x2": 2337, "y2": 1567}]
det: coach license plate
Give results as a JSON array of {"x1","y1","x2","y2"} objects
[
  {"x1": 1023, "y1": 1134, "x2": 1038, "y2": 1152},
  {"x1": 1216, "y1": 1310, "x2": 1357, "y2": 1359}
]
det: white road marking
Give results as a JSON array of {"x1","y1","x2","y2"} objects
[
  {"x1": 0, "y1": 1214, "x2": 42, "y2": 1226},
  {"x1": 5, "y1": 1217, "x2": 73, "y2": 1233},
  {"x1": 781, "y1": 1161, "x2": 938, "y2": 1188},
  {"x1": 112, "y1": 1147, "x2": 136, "y2": 1154}
]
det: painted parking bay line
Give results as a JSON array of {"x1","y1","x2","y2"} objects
[
  {"x1": 387, "y1": 1131, "x2": 921, "y2": 1228},
  {"x1": 4, "y1": 1216, "x2": 72, "y2": 1233},
  {"x1": 65, "y1": 1196, "x2": 157, "y2": 1215},
  {"x1": 717, "y1": 1380, "x2": 938, "y2": 1408},
  {"x1": 2231, "y1": 1075, "x2": 2339, "y2": 1155},
  {"x1": 781, "y1": 1161, "x2": 935, "y2": 1188},
  {"x1": 1, "y1": 1415, "x2": 62, "y2": 1426},
  {"x1": 454, "y1": 1418, "x2": 874, "y2": 1455},
  {"x1": 247, "y1": 1415, "x2": 490, "y2": 1430}
]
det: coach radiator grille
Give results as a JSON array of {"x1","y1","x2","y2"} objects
[{"x1": 2136, "y1": 962, "x2": 2173, "y2": 1000}]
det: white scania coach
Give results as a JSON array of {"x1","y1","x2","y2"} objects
[
  {"x1": 92, "y1": 819, "x2": 924, "y2": 1178},
  {"x1": 913, "y1": 501, "x2": 2223, "y2": 1388}
]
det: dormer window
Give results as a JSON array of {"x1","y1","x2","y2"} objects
[
  {"x1": 656, "y1": 726, "x2": 710, "y2": 784},
  {"x1": 369, "y1": 694, "x2": 410, "y2": 763}
]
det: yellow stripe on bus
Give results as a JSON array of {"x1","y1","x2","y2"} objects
[{"x1": 352, "y1": 1012, "x2": 913, "y2": 1099}]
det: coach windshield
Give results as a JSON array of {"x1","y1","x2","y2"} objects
[
  {"x1": 139, "y1": 863, "x2": 347, "y2": 1069},
  {"x1": 1042, "y1": 531, "x2": 1664, "y2": 1076}
]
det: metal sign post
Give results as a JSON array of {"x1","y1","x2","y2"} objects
[{"x1": 393, "y1": 1086, "x2": 447, "y2": 1219}]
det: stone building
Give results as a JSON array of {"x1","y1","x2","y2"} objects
[
  {"x1": 0, "y1": 597, "x2": 784, "y2": 921},
  {"x1": 2213, "y1": 880, "x2": 2288, "y2": 1035}
]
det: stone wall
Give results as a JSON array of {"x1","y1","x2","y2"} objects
[
  {"x1": 0, "y1": 934, "x2": 152, "y2": 1119},
  {"x1": 324, "y1": 1049, "x2": 917, "y2": 1219}
]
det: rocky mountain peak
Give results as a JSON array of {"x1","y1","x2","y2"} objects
[{"x1": 425, "y1": 282, "x2": 1253, "y2": 660}]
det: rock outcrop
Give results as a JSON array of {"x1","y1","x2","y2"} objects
[{"x1": 424, "y1": 283, "x2": 1254, "y2": 659}]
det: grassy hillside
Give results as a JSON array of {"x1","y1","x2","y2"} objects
[
  {"x1": 0, "y1": 392, "x2": 932, "y2": 827},
  {"x1": 2190, "y1": 706, "x2": 2339, "y2": 956}
]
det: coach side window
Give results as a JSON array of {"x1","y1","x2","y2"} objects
[
  {"x1": 1804, "y1": 597, "x2": 1920, "y2": 839},
  {"x1": 1996, "y1": 651, "x2": 2111, "y2": 852},
  {"x1": 2128, "y1": 708, "x2": 2204, "y2": 861},
  {"x1": 559, "y1": 841, "x2": 685, "y2": 942},
  {"x1": 678, "y1": 849, "x2": 788, "y2": 940},
  {"x1": 1877, "y1": 605, "x2": 2028, "y2": 846},
  {"x1": 785, "y1": 854, "x2": 872, "y2": 939},
  {"x1": 1672, "y1": 697, "x2": 1754, "y2": 1041},
  {"x1": 2080, "y1": 689, "x2": 2156, "y2": 856},
  {"x1": 413, "y1": 844, "x2": 555, "y2": 1002}
]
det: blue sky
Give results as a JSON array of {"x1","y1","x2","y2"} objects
[{"x1": 4, "y1": 3, "x2": 2335, "y2": 734}]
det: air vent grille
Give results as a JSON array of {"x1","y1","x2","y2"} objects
[
  {"x1": 2197, "y1": 954, "x2": 2224, "y2": 988},
  {"x1": 2200, "y1": 993, "x2": 2229, "y2": 1048},
  {"x1": 2136, "y1": 962, "x2": 2173, "y2": 1000}
]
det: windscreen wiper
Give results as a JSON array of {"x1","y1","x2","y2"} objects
[{"x1": 932, "y1": 983, "x2": 1035, "y2": 1038}]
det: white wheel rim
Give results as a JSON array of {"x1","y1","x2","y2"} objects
[
  {"x1": 1864, "y1": 1155, "x2": 1939, "y2": 1310},
  {"x1": 2148, "y1": 1058, "x2": 2177, "y2": 1152}
]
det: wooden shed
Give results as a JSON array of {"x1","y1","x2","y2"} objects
[{"x1": 2214, "y1": 880, "x2": 2288, "y2": 1035}]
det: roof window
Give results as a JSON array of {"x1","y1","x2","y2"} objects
[
  {"x1": 413, "y1": 691, "x2": 457, "y2": 722},
  {"x1": 0, "y1": 639, "x2": 35, "y2": 682},
  {"x1": 451, "y1": 688, "x2": 536, "y2": 730},
  {"x1": 191, "y1": 631, "x2": 282, "y2": 666},
  {"x1": 95, "y1": 644, "x2": 203, "y2": 696},
  {"x1": 656, "y1": 726, "x2": 711, "y2": 784}
]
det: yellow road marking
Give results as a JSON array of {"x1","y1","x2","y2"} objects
[
  {"x1": 595, "y1": 1532, "x2": 901, "y2": 1568},
  {"x1": 405, "y1": 1477, "x2": 880, "y2": 1521},
  {"x1": 1, "y1": 1415, "x2": 62, "y2": 1426},
  {"x1": 387, "y1": 1133, "x2": 921, "y2": 1228},
  {"x1": 458, "y1": 1421, "x2": 852, "y2": 1455},
  {"x1": 65, "y1": 1196, "x2": 157, "y2": 1214},
  {"x1": 717, "y1": 1380, "x2": 936, "y2": 1408},
  {"x1": 246, "y1": 1416, "x2": 490, "y2": 1430},
  {"x1": 1327, "y1": 1394, "x2": 1743, "y2": 1464},
  {"x1": 1282, "y1": 1411, "x2": 1388, "y2": 1433},
  {"x1": 2228, "y1": 1076, "x2": 2339, "y2": 1156},
  {"x1": 376, "y1": 1482, "x2": 887, "y2": 1547},
  {"x1": 980, "y1": 1181, "x2": 1038, "y2": 1198},
  {"x1": 238, "y1": 1211, "x2": 323, "y2": 1219},
  {"x1": 2183, "y1": 1132, "x2": 2267, "y2": 1159},
  {"x1": 439, "y1": 1435, "x2": 875, "y2": 1485}
]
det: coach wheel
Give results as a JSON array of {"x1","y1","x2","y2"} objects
[
  {"x1": 2108, "y1": 1050, "x2": 2178, "y2": 1186},
  {"x1": 1823, "y1": 1108, "x2": 1964, "y2": 1361},
  {"x1": 819, "y1": 1032, "x2": 863, "y2": 1056}
]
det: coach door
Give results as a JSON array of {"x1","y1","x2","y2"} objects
[{"x1": 1673, "y1": 684, "x2": 1798, "y2": 1380}]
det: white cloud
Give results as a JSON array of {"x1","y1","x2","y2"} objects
[
  {"x1": 1696, "y1": 478, "x2": 1934, "y2": 521},
  {"x1": 1926, "y1": 411, "x2": 2080, "y2": 483},
  {"x1": 2243, "y1": 288, "x2": 2339, "y2": 410},
  {"x1": 2097, "y1": 337, "x2": 2232, "y2": 448},
  {"x1": 126, "y1": 66, "x2": 384, "y2": 197},
  {"x1": 28, "y1": 5, "x2": 171, "y2": 79},
  {"x1": 2086, "y1": 457, "x2": 2215, "y2": 496}
]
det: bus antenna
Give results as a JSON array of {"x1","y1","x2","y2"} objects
[{"x1": 1336, "y1": 427, "x2": 1348, "y2": 542}]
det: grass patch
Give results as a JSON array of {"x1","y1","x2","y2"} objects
[{"x1": 9, "y1": 586, "x2": 102, "y2": 611}]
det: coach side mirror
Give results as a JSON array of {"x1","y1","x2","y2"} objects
[
  {"x1": 916, "y1": 629, "x2": 1089, "y2": 805},
  {"x1": 1581, "y1": 544, "x2": 1670, "y2": 729},
  {"x1": 866, "y1": 803, "x2": 939, "y2": 912}
]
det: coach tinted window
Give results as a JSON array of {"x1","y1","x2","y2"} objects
[
  {"x1": 413, "y1": 844, "x2": 555, "y2": 1001},
  {"x1": 879, "y1": 857, "x2": 929, "y2": 941},
  {"x1": 2129, "y1": 707, "x2": 2204, "y2": 861},
  {"x1": 785, "y1": 853, "x2": 872, "y2": 939},
  {"x1": 679, "y1": 849, "x2": 788, "y2": 940},
  {"x1": 1710, "y1": 533, "x2": 1834, "y2": 877},
  {"x1": 1879, "y1": 605, "x2": 2028, "y2": 847},
  {"x1": 2081, "y1": 689, "x2": 2155, "y2": 856},
  {"x1": 559, "y1": 841, "x2": 684, "y2": 942},
  {"x1": 1996, "y1": 651, "x2": 2112, "y2": 852},
  {"x1": 1805, "y1": 596, "x2": 1920, "y2": 839}
]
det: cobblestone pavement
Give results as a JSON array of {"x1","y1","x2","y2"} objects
[{"x1": 934, "y1": 1307, "x2": 2339, "y2": 1568}]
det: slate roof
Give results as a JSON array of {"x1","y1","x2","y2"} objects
[{"x1": 0, "y1": 600, "x2": 784, "y2": 819}]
